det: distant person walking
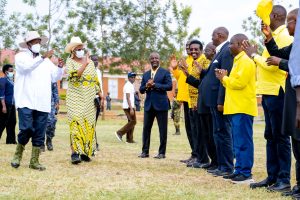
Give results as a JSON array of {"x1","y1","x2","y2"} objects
[
  {"x1": 134, "y1": 91, "x2": 141, "y2": 111},
  {"x1": 106, "y1": 92, "x2": 112, "y2": 110},
  {"x1": 115, "y1": 72, "x2": 137, "y2": 143}
]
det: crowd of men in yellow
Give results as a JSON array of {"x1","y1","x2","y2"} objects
[{"x1": 168, "y1": 1, "x2": 300, "y2": 198}]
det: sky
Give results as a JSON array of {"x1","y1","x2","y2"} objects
[{"x1": 4, "y1": 0, "x2": 299, "y2": 45}]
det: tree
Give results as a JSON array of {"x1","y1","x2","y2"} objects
[
  {"x1": 170, "y1": 1, "x2": 200, "y2": 57},
  {"x1": 0, "y1": 0, "x2": 22, "y2": 49},
  {"x1": 21, "y1": 0, "x2": 72, "y2": 51}
]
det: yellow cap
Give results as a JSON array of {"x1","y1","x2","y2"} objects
[{"x1": 256, "y1": 0, "x2": 273, "y2": 25}]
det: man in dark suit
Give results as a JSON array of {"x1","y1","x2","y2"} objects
[
  {"x1": 139, "y1": 52, "x2": 172, "y2": 159},
  {"x1": 186, "y1": 27, "x2": 234, "y2": 176}
]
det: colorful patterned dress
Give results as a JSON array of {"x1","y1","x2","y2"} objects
[
  {"x1": 66, "y1": 58, "x2": 101, "y2": 157},
  {"x1": 187, "y1": 54, "x2": 210, "y2": 108}
]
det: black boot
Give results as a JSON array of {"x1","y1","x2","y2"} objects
[
  {"x1": 173, "y1": 127, "x2": 180, "y2": 135},
  {"x1": 46, "y1": 137, "x2": 53, "y2": 151}
]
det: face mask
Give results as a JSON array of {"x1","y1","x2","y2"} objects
[
  {"x1": 6, "y1": 72, "x2": 14, "y2": 79},
  {"x1": 31, "y1": 44, "x2": 41, "y2": 53},
  {"x1": 75, "y1": 50, "x2": 85, "y2": 58}
]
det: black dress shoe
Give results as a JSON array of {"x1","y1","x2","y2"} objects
[
  {"x1": 223, "y1": 173, "x2": 239, "y2": 180},
  {"x1": 199, "y1": 163, "x2": 211, "y2": 169},
  {"x1": 138, "y1": 152, "x2": 149, "y2": 158},
  {"x1": 81, "y1": 154, "x2": 91, "y2": 162},
  {"x1": 153, "y1": 154, "x2": 165, "y2": 159},
  {"x1": 282, "y1": 185, "x2": 300, "y2": 196},
  {"x1": 207, "y1": 168, "x2": 219, "y2": 174},
  {"x1": 180, "y1": 157, "x2": 194, "y2": 163},
  {"x1": 250, "y1": 178, "x2": 276, "y2": 189},
  {"x1": 201, "y1": 163, "x2": 211, "y2": 169},
  {"x1": 206, "y1": 165, "x2": 218, "y2": 171},
  {"x1": 186, "y1": 158, "x2": 197, "y2": 165},
  {"x1": 186, "y1": 161, "x2": 208, "y2": 168},
  {"x1": 267, "y1": 182, "x2": 291, "y2": 192},
  {"x1": 71, "y1": 153, "x2": 81, "y2": 164},
  {"x1": 212, "y1": 170, "x2": 233, "y2": 177}
]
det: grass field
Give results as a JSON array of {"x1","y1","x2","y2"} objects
[{"x1": 0, "y1": 114, "x2": 295, "y2": 200}]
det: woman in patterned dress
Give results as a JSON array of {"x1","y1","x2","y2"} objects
[{"x1": 65, "y1": 37, "x2": 103, "y2": 164}]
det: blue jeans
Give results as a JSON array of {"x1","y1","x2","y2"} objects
[
  {"x1": 262, "y1": 91, "x2": 291, "y2": 184},
  {"x1": 230, "y1": 114, "x2": 254, "y2": 177},
  {"x1": 210, "y1": 107, "x2": 233, "y2": 172},
  {"x1": 17, "y1": 108, "x2": 48, "y2": 147}
]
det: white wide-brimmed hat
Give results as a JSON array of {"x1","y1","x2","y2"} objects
[
  {"x1": 65, "y1": 36, "x2": 86, "y2": 53},
  {"x1": 19, "y1": 31, "x2": 48, "y2": 48}
]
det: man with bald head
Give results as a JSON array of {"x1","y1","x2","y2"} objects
[
  {"x1": 139, "y1": 52, "x2": 172, "y2": 159},
  {"x1": 243, "y1": 5, "x2": 293, "y2": 191},
  {"x1": 216, "y1": 33, "x2": 257, "y2": 183},
  {"x1": 186, "y1": 27, "x2": 234, "y2": 176}
]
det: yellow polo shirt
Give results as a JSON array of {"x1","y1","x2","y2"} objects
[
  {"x1": 254, "y1": 25, "x2": 293, "y2": 95},
  {"x1": 172, "y1": 56, "x2": 193, "y2": 102},
  {"x1": 222, "y1": 51, "x2": 258, "y2": 117}
]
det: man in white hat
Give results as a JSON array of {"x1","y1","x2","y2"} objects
[{"x1": 11, "y1": 31, "x2": 64, "y2": 171}]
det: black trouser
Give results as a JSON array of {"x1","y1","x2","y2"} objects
[
  {"x1": 200, "y1": 113, "x2": 217, "y2": 166},
  {"x1": 0, "y1": 103, "x2": 16, "y2": 144},
  {"x1": 292, "y1": 138, "x2": 300, "y2": 186},
  {"x1": 96, "y1": 107, "x2": 101, "y2": 121},
  {"x1": 262, "y1": 91, "x2": 291, "y2": 184},
  {"x1": 183, "y1": 101, "x2": 194, "y2": 158},
  {"x1": 142, "y1": 107, "x2": 168, "y2": 155},
  {"x1": 210, "y1": 107, "x2": 234, "y2": 173},
  {"x1": 189, "y1": 109, "x2": 209, "y2": 163}
]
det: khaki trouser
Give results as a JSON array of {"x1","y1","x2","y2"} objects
[{"x1": 117, "y1": 109, "x2": 136, "y2": 142}]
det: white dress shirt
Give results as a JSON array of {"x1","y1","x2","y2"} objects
[
  {"x1": 14, "y1": 50, "x2": 64, "y2": 113},
  {"x1": 216, "y1": 40, "x2": 227, "y2": 53}
]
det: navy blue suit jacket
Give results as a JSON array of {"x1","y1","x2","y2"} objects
[
  {"x1": 186, "y1": 42, "x2": 233, "y2": 113},
  {"x1": 140, "y1": 67, "x2": 172, "y2": 111}
]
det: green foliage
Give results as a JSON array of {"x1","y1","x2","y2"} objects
[
  {"x1": 2, "y1": 57, "x2": 11, "y2": 65},
  {"x1": 1, "y1": 0, "x2": 200, "y2": 72}
]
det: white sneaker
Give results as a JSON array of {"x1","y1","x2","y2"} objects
[{"x1": 115, "y1": 132, "x2": 123, "y2": 142}]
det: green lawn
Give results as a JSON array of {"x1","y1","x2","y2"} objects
[{"x1": 0, "y1": 114, "x2": 294, "y2": 200}]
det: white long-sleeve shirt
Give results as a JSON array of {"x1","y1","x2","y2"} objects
[{"x1": 14, "y1": 50, "x2": 64, "y2": 113}]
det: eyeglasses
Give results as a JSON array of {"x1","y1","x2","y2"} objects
[{"x1": 75, "y1": 48, "x2": 85, "y2": 51}]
